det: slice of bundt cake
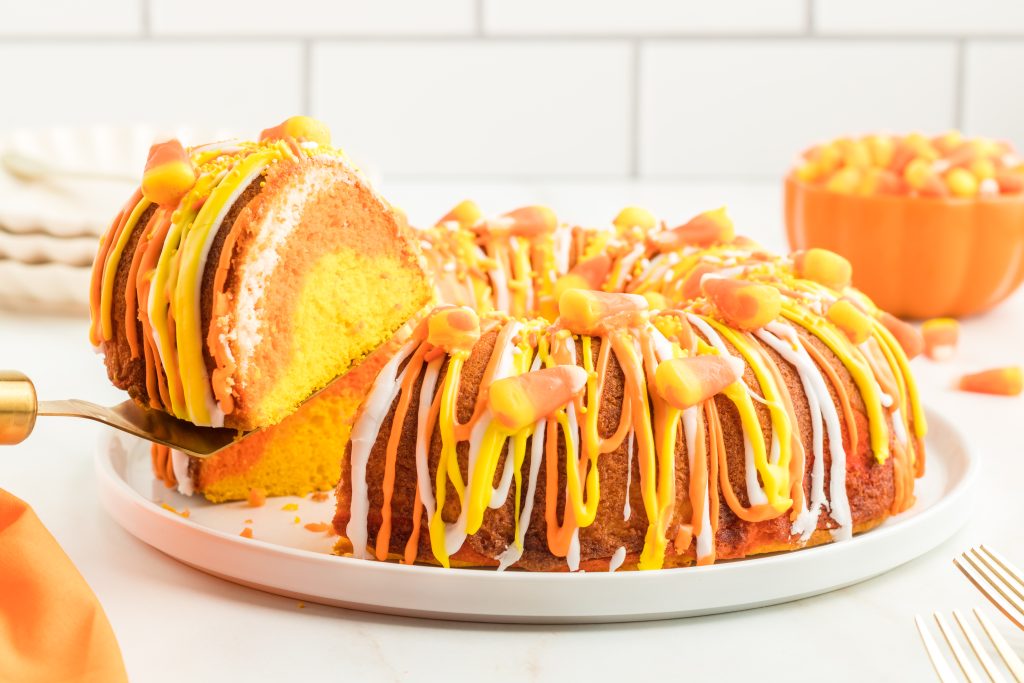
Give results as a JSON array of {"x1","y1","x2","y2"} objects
[{"x1": 89, "y1": 117, "x2": 432, "y2": 431}]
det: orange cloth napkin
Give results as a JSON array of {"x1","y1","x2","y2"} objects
[{"x1": 0, "y1": 490, "x2": 128, "y2": 683}]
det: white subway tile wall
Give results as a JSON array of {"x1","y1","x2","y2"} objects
[
  {"x1": 312, "y1": 42, "x2": 630, "y2": 176},
  {"x1": 640, "y1": 42, "x2": 957, "y2": 177},
  {"x1": 0, "y1": 0, "x2": 1021, "y2": 179},
  {"x1": 483, "y1": 0, "x2": 807, "y2": 35},
  {"x1": 963, "y1": 43, "x2": 1024, "y2": 148}
]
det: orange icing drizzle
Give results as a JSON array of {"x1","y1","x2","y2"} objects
[{"x1": 375, "y1": 344, "x2": 428, "y2": 560}]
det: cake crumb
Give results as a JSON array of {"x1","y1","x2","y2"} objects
[
  {"x1": 293, "y1": 516, "x2": 301, "y2": 524},
  {"x1": 240, "y1": 527, "x2": 253, "y2": 539},
  {"x1": 310, "y1": 491, "x2": 329, "y2": 502},
  {"x1": 160, "y1": 503, "x2": 190, "y2": 518},
  {"x1": 304, "y1": 522, "x2": 332, "y2": 533},
  {"x1": 281, "y1": 503, "x2": 299, "y2": 511},
  {"x1": 297, "y1": 602, "x2": 306, "y2": 609},
  {"x1": 247, "y1": 488, "x2": 267, "y2": 507},
  {"x1": 244, "y1": 518, "x2": 253, "y2": 524}
]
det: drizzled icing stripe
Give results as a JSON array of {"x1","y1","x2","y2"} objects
[
  {"x1": 346, "y1": 337, "x2": 419, "y2": 558},
  {"x1": 174, "y1": 148, "x2": 289, "y2": 425},
  {"x1": 759, "y1": 323, "x2": 850, "y2": 540}
]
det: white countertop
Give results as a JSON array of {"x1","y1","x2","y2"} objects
[{"x1": 2, "y1": 181, "x2": 1023, "y2": 682}]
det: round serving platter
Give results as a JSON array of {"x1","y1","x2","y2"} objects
[{"x1": 96, "y1": 408, "x2": 976, "y2": 624}]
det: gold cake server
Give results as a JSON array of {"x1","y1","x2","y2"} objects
[{"x1": 0, "y1": 370, "x2": 242, "y2": 458}]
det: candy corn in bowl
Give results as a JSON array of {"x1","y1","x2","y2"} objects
[{"x1": 785, "y1": 132, "x2": 1024, "y2": 318}]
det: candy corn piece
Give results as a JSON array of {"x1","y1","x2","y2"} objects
[
  {"x1": 492, "y1": 206, "x2": 557, "y2": 237},
  {"x1": 648, "y1": 207, "x2": 734, "y2": 251},
  {"x1": 945, "y1": 167, "x2": 978, "y2": 198},
  {"x1": 654, "y1": 355, "x2": 745, "y2": 410},
  {"x1": 553, "y1": 254, "x2": 613, "y2": 301},
  {"x1": 489, "y1": 365, "x2": 589, "y2": 432},
  {"x1": 792, "y1": 248, "x2": 852, "y2": 291},
  {"x1": 827, "y1": 298, "x2": 872, "y2": 344},
  {"x1": 427, "y1": 306, "x2": 481, "y2": 353},
  {"x1": 881, "y1": 312, "x2": 923, "y2": 360},
  {"x1": 558, "y1": 290, "x2": 648, "y2": 335},
  {"x1": 921, "y1": 317, "x2": 959, "y2": 361},
  {"x1": 996, "y1": 171, "x2": 1024, "y2": 194},
  {"x1": 437, "y1": 199, "x2": 482, "y2": 229},
  {"x1": 958, "y1": 367, "x2": 1022, "y2": 396},
  {"x1": 259, "y1": 115, "x2": 331, "y2": 145},
  {"x1": 680, "y1": 263, "x2": 716, "y2": 301},
  {"x1": 141, "y1": 139, "x2": 197, "y2": 208},
  {"x1": 613, "y1": 206, "x2": 657, "y2": 231},
  {"x1": 701, "y1": 278, "x2": 781, "y2": 331}
]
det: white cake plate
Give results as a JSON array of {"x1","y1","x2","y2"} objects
[{"x1": 96, "y1": 408, "x2": 976, "y2": 624}]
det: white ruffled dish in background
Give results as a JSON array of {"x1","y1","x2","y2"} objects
[{"x1": 0, "y1": 125, "x2": 234, "y2": 314}]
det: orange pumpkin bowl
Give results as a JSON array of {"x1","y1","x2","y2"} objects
[{"x1": 785, "y1": 174, "x2": 1024, "y2": 319}]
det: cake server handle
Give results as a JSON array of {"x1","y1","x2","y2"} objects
[
  {"x1": 0, "y1": 369, "x2": 243, "y2": 457},
  {"x1": 0, "y1": 370, "x2": 38, "y2": 445}
]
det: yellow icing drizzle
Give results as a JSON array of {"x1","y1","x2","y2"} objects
[
  {"x1": 701, "y1": 316, "x2": 793, "y2": 510},
  {"x1": 173, "y1": 144, "x2": 294, "y2": 424},
  {"x1": 781, "y1": 303, "x2": 890, "y2": 463},
  {"x1": 99, "y1": 197, "x2": 152, "y2": 341}
]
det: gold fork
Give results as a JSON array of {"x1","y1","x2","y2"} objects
[
  {"x1": 955, "y1": 547, "x2": 1024, "y2": 632},
  {"x1": 0, "y1": 370, "x2": 241, "y2": 458},
  {"x1": 915, "y1": 609, "x2": 1024, "y2": 682}
]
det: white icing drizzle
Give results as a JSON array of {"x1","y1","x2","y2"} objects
[
  {"x1": 553, "y1": 227, "x2": 572, "y2": 275},
  {"x1": 496, "y1": 418, "x2": 546, "y2": 571},
  {"x1": 346, "y1": 339, "x2": 417, "y2": 559},
  {"x1": 170, "y1": 449, "x2": 194, "y2": 496},
  {"x1": 567, "y1": 528, "x2": 581, "y2": 572},
  {"x1": 688, "y1": 314, "x2": 769, "y2": 506},
  {"x1": 413, "y1": 358, "x2": 443, "y2": 522},
  {"x1": 623, "y1": 431, "x2": 635, "y2": 521},
  {"x1": 509, "y1": 235, "x2": 535, "y2": 313},
  {"x1": 762, "y1": 321, "x2": 852, "y2": 541},
  {"x1": 759, "y1": 325, "x2": 825, "y2": 540},
  {"x1": 891, "y1": 407, "x2": 908, "y2": 448},
  {"x1": 487, "y1": 260, "x2": 510, "y2": 312},
  {"x1": 609, "y1": 546, "x2": 626, "y2": 572},
  {"x1": 682, "y1": 406, "x2": 713, "y2": 562}
]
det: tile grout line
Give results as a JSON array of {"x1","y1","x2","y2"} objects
[
  {"x1": 302, "y1": 40, "x2": 313, "y2": 115},
  {"x1": 475, "y1": 0, "x2": 485, "y2": 36},
  {"x1": 629, "y1": 40, "x2": 641, "y2": 178},
  {"x1": 140, "y1": 0, "x2": 151, "y2": 37},
  {"x1": 805, "y1": 0, "x2": 815, "y2": 34},
  {"x1": 954, "y1": 39, "x2": 966, "y2": 130},
  {"x1": 2, "y1": 34, "x2": 1022, "y2": 43}
]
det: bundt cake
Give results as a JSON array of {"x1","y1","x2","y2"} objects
[
  {"x1": 105, "y1": 130, "x2": 926, "y2": 569},
  {"x1": 144, "y1": 198, "x2": 926, "y2": 572},
  {"x1": 333, "y1": 206, "x2": 926, "y2": 570},
  {"x1": 89, "y1": 117, "x2": 432, "y2": 431}
]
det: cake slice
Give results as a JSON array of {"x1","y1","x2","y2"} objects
[{"x1": 89, "y1": 117, "x2": 433, "y2": 430}]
